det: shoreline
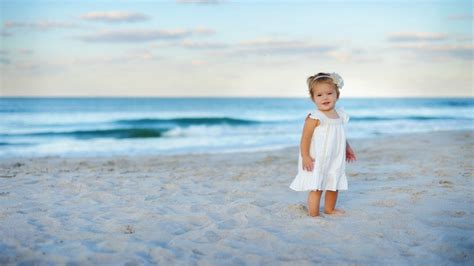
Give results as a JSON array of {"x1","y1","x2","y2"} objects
[
  {"x1": 1, "y1": 129, "x2": 471, "y2": 162},
  {"x1": 0, "y1": 129, "x2": 473, "y2": 264}
]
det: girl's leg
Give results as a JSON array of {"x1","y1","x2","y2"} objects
[
  {"x1": 307, "y1": 190, "x2": 323, "y2": 217},
  {"x1": 324, "y1": 190, "x2": 345, "y2": 215}
]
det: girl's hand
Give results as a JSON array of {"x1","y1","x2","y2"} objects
[
  {"x1": 346, "y1": 146, "x2": 357, "y2": 163},
  {"x1": 302, "y1": 155, "x2": 315, "y2": 171}
]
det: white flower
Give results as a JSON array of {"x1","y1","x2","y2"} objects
[{"x1": 329, "y1": 72, "x2": 344, "y2": 89}]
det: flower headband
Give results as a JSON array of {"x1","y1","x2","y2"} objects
[{"x1": 313, "y1": 72, "x2": 344, "y2": 90}]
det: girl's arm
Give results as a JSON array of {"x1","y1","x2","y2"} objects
[
  {"x1": 300, "y1": 114, "x2": 319, "y2": 156},
  {"x1": 346, "y1": 140, "x2": 357, "y2": 162},
  {"x1": 300, "y1": 114, "x2": 319, "y2": 171}
]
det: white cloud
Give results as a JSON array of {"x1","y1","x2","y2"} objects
[
  {"x1": 190, "y1": 60, "x2": 207, "y2": 66},
  {"x1": 446, "y1": 14, "x2": 473, "y2": 21},
  {"x1": 326, "y1": 49, "x2": 382, "y2": 63},
  {"x1": 392, "y1": 43, "x2": 473, "y2": 60},
  {"x1": 234, "y1": 38, "x2": 338, "y2": 55},
  {"x1": 80, "y1": 11, "x2": 150, "y2": 23},
  {"x1": 179, "y1": 40, "x2": 229, "y2": 49},
  {"x1": 387, "y1": 32, "x2": 448, "y2": 42},
  {"x1": 4, "y1": 20, "x2": 78, "y2": 31},
  {"x1": 174, "y1": 37, "x2": 376, "y2": 64},
  {"x1": 71, "y1": 49, "x2": 161, "y2": 65},
  {"x1": 193, "y1": 27, "x2": 215, "y2": 36},
  {"x1": 10, "y1": 61, "x2": 67, "y2": 75},
  {"x1": 78, "y1": 28, "x2": 214, "y2": 43},
  {"x1": 386, "y1": 31, "x2": 472, "y2": 60},
  {"x1": 1, "y1": 29, "x2": 12, "y2": 37},
  {"x1": 19, "y1": 49, "x2": 33, "y2": 55},
  {"x1": 0, "y1": 58, "x2": 10, "y2": 65}
]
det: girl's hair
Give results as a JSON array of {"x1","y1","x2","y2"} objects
[{"x1": 307, "y1": 72, "x2": 340, "y2": 100}]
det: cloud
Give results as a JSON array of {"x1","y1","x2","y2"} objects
[
  {"x1": 176, "y1": 37, "x2": 357, "y2": 62},
  {"x1": 0, "y1": 58, "x2": 10, "y2": 65},
  {"x1": 233, "y1": 38, "x2": 338, "y2": 55},
  {"x1": 193, "y1": 27, "x2": 215, "y2": 35},
  {"x1": 1, "y1": 29, "x2": 12, "y2": 37},
  {"x1": 327, "y1": 49, "x2": 382, "y2": 63},
  {"x1": 454, "y1": 35, "x2": 473, "y2": 42},
  {"x1": 190, "y1": 60, "x2": 207, "y2": 66},
  {"x1": 178, "y1": 40, "x2": 229, "y2": 49},
  {"x1": 446, "y1": 14, "x2": 473, "y2": 21},
  {"x1": 159, "y1": 37, "x2": 377, "y2": 65},
  {"x1": 71, "y1": 49, "x2": 161, "y2": 65},
  {"x1": 0, "y1": 49, "x2": 10, "y2": 64},
  {"x1": 387, "y1": 32, "x2": 449, "y2": 42},
  {"x1": 19, "y1": 49, "x2": 33, "y2": 55},
  {"x1": 392, "y1": 43, "x2": 473, "y2": 61},
  {"x1": 80, "y1": 11, "x2": 150, "y2": 23},
  {"x1": 78, "y1": 28, "x2": 214, "y2": 43},
  {"x1": 387, "y1": 31, "x2": 472, "y2": 61},
  {"x1": 3, "y1": 20, "x2": 78, "y2": 31},
  {"x1": 8, "y1": 61, "x2": 67, "y2": 75},
  {"x1": 14, "y1": 62, "x2": 40, "y2": 71}
]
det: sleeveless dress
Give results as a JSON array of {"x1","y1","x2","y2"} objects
[{"x1": 289, "y1": 106, "x2": 350, "y2": 192}]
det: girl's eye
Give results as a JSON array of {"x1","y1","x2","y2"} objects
[
  {"x1": 328, "y1": 93, "x2": 332, "y2": 95},
  {"x1": 317, "y1": 95, "x2": 322, "y2": 97}
]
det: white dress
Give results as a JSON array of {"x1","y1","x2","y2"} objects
[{"x1": 289, "y1": 106, "x2": 350, "y2": 192}]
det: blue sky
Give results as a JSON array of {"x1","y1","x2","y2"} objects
[{"x1": 0, "y1": 0, "x2": 472, "y2": 97}]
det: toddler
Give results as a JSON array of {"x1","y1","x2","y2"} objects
[{"x1": 289, "y1": 72, "x2": 356, "y2": 217}]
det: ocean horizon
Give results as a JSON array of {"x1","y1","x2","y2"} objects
[{"x1": 1, "y1": 96, "x2": 473, "y2": 158}]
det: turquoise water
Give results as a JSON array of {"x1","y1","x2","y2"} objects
[{"x1": 0, "y1": 97, "x2": 472, "y2": 158}]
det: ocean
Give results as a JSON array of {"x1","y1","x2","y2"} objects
[{"x1": 0, "y1": 97, "x2": 472, "y2": 158}]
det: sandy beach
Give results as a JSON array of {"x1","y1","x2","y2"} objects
[{"x1": 0, "y1": 130, "x2": 473, "y2": 265}]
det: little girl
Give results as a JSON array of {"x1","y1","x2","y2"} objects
[{"x1": 289, "y1": 72, "x2": 356, "y2": 217}]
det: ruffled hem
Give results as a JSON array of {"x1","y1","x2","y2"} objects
[
  {"x1": 289, "y1": 185, "x2": 348, "y2": 192},
  {"x1": 289, "y1": 173, "x2": 348, "y2": 192}
]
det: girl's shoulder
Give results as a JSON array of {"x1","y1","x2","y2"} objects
[
  {"x1": 307, "y1": 109, "x2": 325, "y2": 121},
  {"x1": 336, "y1": 106, "x2": 350, "y2": 124},
  {"x1": 306, "y1": 107, "x2": 350, "y2": 124}
]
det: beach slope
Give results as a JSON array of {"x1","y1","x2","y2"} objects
[{"x1": 0, "y1": 130, "x2": 473, "y2": 265}]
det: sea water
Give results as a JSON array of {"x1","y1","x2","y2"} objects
[{"x1": 0, "y1": 97, "x2": 472, "y2": 158}]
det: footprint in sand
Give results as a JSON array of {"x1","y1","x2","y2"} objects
[
  {"x1": 286, "y1": 204, "x2": 309, "y2": 217},
  {"x1": 12, "y1": 162, "x2": 25, "y2": 168},
  {"x1": 438, "y1": 180, "x2": 454, "y2": 187},
  {"x1": 410, "y1": 190, "x2": 427, "y2": 202},
  {"x1": 162, "y1": 183, "x2": 178, "y2": 190},
  {"x1": 451, "y1": 211, "x2": 466, "y2": 217},
  {"x1": 192, "y1": 249, "x2": 205, "y2": 256},
  {"x1": 124, "y1": 224, "x2": 135, "y2": 234},
  {"x1": 251, "y1": 199, "x2": 275, "y2": 208},
  {"x1": 462, "y1": 172, "x2": 472, "y2": 177},
  {"x1": 371, "y1": 200, "x2": 397, "y2": 208}
]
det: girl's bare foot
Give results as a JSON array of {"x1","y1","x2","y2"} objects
[
  {"x1": 324, "y1": 208, "x2": 346, "y2": 215},
  {"x1": 332, "y1": 208, "x2": 345, "y2": 215}
]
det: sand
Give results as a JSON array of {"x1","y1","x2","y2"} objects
[{"x1": 0, "y1": 130, "x2": 473, "y2": 265}]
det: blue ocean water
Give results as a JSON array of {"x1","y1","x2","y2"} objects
[{"x1": 0, "y1": 97, "x2": 472, "y2": 158}]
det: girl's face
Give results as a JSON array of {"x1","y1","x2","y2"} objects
[{"x1": 311, "y1": 82, "x2": 338, "y2": 111}]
